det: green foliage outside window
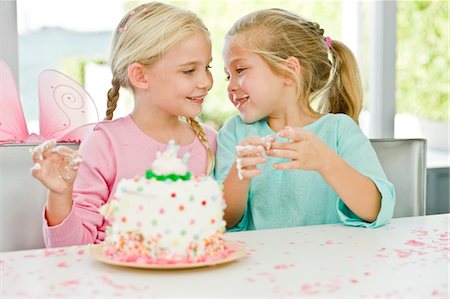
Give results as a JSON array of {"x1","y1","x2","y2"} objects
[
  {"x1": 396, "y1": 1, "x2": 449, "y2": 122},
  {"x1": 65, "y1": 1, "x2": 448, "y2": 127}
]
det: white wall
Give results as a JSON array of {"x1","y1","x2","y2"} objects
[{"x1": 0, "y1": 0, "x2": 19, "y2": 82}]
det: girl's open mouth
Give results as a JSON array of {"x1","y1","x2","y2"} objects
[
  {"x1": 234, "y1": 95, "x2": 249, "y2": 108},
  {"x1": 187, "y1": 96, "x2": 205, "y2": 105}
]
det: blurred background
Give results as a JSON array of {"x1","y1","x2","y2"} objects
[
  {"x1": 1, "y1": 0, "x2": 447, "y2": 156},
  {"x1": 1, "y1": 0, "x2": 448, "y2": 189}
]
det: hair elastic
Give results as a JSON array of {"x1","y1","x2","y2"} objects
[{"x1": 325, "y1": 36, "x2": 332, "y2": 48}]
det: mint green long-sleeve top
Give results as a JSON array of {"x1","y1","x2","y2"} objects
[{"x1": 214, "y1": 114, "x2": 395, "y2": 231}]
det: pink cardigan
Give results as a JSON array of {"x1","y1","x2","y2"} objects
[{"x1": 43, "y1": 115, "x2": 217, "y2": 247}]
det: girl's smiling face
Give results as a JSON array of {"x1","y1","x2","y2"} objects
[
  {"x1": 144, "y1": 32, "x2": 213, "y2": 118},
  {"x1": 223, "y1": 34, "x2": 288, "y2": 123}
]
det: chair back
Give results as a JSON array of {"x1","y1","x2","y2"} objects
[
  {"x1": 370, "y1": 138, "x2": 427, "y2": 218},
  {"x1": 0, "y1": 143, "x2": 79, "y2": 251}
]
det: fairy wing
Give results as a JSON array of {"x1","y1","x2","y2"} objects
[
  {"x1": 0, "y1": 59, "x2": 30, "y2": 143},
  {"x1": 38, "y1": 70, "x2": 99, "y2": 142}
]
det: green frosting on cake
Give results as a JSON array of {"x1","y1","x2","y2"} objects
[{"x1": 145, "y1": 169, "x2": 191, "y2": 181}]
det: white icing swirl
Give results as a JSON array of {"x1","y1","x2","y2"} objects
[{"x1": 151, "y1": 140, "x2": 189, "y2": 175}]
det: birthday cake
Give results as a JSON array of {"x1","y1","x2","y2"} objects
[{"x1": 100, "y1": 140, "x2": 229, "y2": 264}]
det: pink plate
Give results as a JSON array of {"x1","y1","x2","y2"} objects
[{"x1": 89, "y1": 240, "x2": 246, "y2": 269}]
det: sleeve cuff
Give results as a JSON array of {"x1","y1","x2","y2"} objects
[
  {"x1": 43, "y1": 203, "x2": 79, "y2": 246},
  {"x1": 337, "y1": 179, "x2": 395, "y2": 228},
  {"x1": 226, "y1": 208, "x2": 249, "y2": 232}
]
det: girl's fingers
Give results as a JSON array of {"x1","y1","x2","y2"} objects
[
  {"x1": 260, "y1": 135, "x2": 275, "y2": 149},
  {"x1": 41, "y1": 139, "x2": 57, "y2": 160},
  {"x1": 235, "y1": 156, "x2": 264, "y2": 180},
  {"x1": 240, "y1": 136, "x2": 267, "y2": 146},
  {"x1": 238, "y1": 135, "x2": 276, "y2": 150},
  {"x1": 30, "y1": 141, "x2": 82, "y2": 186},
  {"x1": 31, "y1": 139, "x2": 56, "y2": 162},
  {"x1": 235, "y1": 144, "x2": 265, "y2": 157},
  {"x1": 237, "y1": 156, "x2": 266, "y2": 168},
  {"x1": 277, "y1": 126, "x2": 307, "y2": 141},
  {"x1": 266, "y1": 148, "x2": 298, "y2": 160},
  {"x1": 270, "y1": 141, "x2": 296, "y2": 150},
  {"x1": 30, "y1": 162, "x2": 42, "y2": 178},
  {"x1": 31, "y1": 145, "x2": 44, "y2": 163},
  {"x1": 237, "y1": 168, "x2": 261, "y2": 180},
  {"x1": 31, "y1": 141, "x2": 83, "y2": 171},
  {"x1": 272, "y1": 160, "x2": 300, "y2": 170},
  {"x1": 54, "y1": 146, "x2": 76, "y2": 158},
  {"x1": 55, "y1": 147, "x2": 82, "y2": 170}
]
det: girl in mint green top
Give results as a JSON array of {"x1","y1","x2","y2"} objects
[
  {"x1": 215, "y1": 114, "x2": 395, "y2": 230},
  {"x1": 216, "y1": 8, "x2": 395, "y2": 231}
]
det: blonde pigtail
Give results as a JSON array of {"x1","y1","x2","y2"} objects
[
  {"x1": 105, "y1": 78, "x2": 120, "y2": 121},
  {"x1": 186, "y1": 117, "x2": 215, "y2": 175},
  {"x1": 325, "y1": 40, "x2": 363, "y2": 123}
]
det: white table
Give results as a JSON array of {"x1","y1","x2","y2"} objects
[{"x1": 1, "y1": 214, "x2": 448, "y2": 298}]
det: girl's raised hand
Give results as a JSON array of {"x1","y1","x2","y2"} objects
[
  {"x1": 267, "y1": 126, "x2": 333, "y2": 172},
  {"x1": 30, "y1": 139, "x2": 82, "y2": 195},
  {"x1": 235, "y1": 135, "x2": 274, "y2": 180}
]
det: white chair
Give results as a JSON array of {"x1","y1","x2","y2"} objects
[
  {"x1": 370, "y1": 138, "x2": 427, "y2": 218},
  {"x1": 0, "y1": 143, "x2": 79, "y2": 251}
]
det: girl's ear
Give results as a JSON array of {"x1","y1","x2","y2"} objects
[
  {"x1": 283, "y1": 56, "x2": 301, "y2": 85},
  {"x1": 128, "y1": 63, "x2": 149, "y2": 89}
]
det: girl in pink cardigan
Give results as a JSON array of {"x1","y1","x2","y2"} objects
[{"x1": 30, "y1": 2, "x2": 216, "y2": 248}]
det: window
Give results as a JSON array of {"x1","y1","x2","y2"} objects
[{"x1": 3, "y1": 0, "x2": 447, "y2": 165}]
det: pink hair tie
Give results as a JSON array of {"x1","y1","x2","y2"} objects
[{"x1": 325, "y1": 36, "x2": 332, "y2": 48}]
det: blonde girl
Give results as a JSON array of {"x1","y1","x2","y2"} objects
[
  {"x1": 215, "y1": 8, "x2": 395, "y2": 231},
  {"x1": 31, "y1": 2, "x2": 216, "y2": 247}
]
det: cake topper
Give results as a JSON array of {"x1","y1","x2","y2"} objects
[{"x1": 146, "y1": 139, "x2": 191, "y2": 181}]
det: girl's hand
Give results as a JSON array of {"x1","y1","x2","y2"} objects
[
  {"x1": 235, "y1": 135, "x2": 274, "y2": 180},
  {"x1": 267, "y1": 126, "x2": 332, "y2": 172},
  {"x1": 30, "y1": 139, "x2": 82, "y2": 195}
]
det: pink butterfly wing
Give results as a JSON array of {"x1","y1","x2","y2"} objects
[
  {"x1": 0, "y1": 59, "x2": 29, "y2": 143},
  {"x1": 38, "y1": 70, "x2": 99, "y2": 142}
]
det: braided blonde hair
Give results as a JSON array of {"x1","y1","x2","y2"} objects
[
  {"x1": 106, "y1": 2, "x2": 214, "y2": 173},
  {"x1": 186, "y1": 117, "x2": 215, "y2": 175},
  {"x1": 226, "y1": 8, "x2": 362, "y2": 123},
  {"x1": 105, "y1": 78, "x2": 120, "y2": 121}
]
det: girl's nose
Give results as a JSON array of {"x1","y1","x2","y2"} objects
[
  {"x1": 198, "y1": 70, "x2": 213, "y2": 91},
  {"x1": 227, "y1": 76, "x2": 238, "y2": 93}
]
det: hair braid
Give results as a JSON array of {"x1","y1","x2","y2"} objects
[
  {"x1": 305, "y1": 21, "x2": 324, "y2": 36},
  {"x1": 186, "y1": 117, "x2": 215, "y2": 175},
  {"x1": 105, "y1": 77, "x2": 120, "y2": 120}
]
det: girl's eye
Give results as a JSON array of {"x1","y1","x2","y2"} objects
[
  {"x1": 183, "y1": 69, "x2": 195, "y2": 74},
  {"x1": 224, "y1": 67, "x2": 245, "y2": 81}
]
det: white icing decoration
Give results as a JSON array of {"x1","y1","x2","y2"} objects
[
  {"x1": 151, "y1": 140, "x2": 189, "y2": 176},
  {"x1": 235, "y1": 158, "x2": 244, "y2": 180}
]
